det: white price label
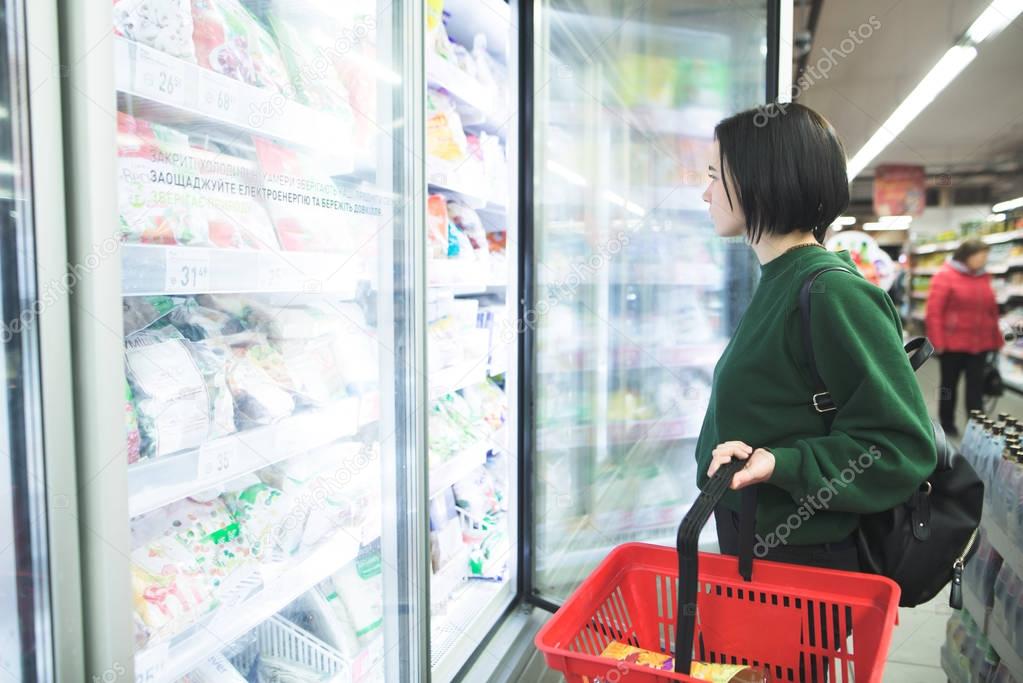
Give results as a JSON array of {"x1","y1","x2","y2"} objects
[
  {"x1": 134, "y1": 641, "x2": 169, "y2": 683},
  {"x1": 197, "y1": 438, "x2": 236, "y2": 481},
  {"x1": 134, "y1": 46, "x2": 186, "y2": 106},
  {"x1": 258, "y1": 252, "x2": 291, "y2": 291},
  {"x1": 197, "y1": 69, "x2": 244, "y2": 121},
  {"x1": 164, "y1": 248, "x2": 211, "y2": 292}
]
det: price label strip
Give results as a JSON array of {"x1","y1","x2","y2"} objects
[
  {"x1": 134, "y1": 641, "x2": 169, "y2": 683},
  {"x1": 133, "y1": 44, "x2": 187, "y2": 107},
  {"x1": 196, "y1": 438, "x2": 237, "y2": 481},
  {"x1": 197, "y1": 68, "x2": 246, "y2": 123},
  {"x1": 164, "y1": 248, "x2": 212, "y2": 293}
]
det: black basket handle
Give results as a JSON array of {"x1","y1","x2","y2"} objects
[{"x1": 674, "y1": 459, "x2": 759, "y2": 675}]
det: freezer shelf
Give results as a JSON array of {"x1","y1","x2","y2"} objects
[
  {"x1": 429, "y1": 359, "x2": 490, "y2": 400},
  {"x1": 127, "y1": 397, "x2": 362, "y2": 518},
  {"x1": 429, "y1": 446, "x2": 489, "y2": 499},
  {"x1": 114, "y1": 37, "x2": 353, "y2": 168},
  {"x1": 121, "y1": 244, "x2": 364, "y2": 297},
  {"x1": 133, "y1": 529, "x2": 363, "y2": 683}
]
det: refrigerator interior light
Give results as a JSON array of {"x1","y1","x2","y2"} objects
[
  {"x1": 546, "y1": 160, "x2": 587, "y2": 186},
  {"x1": 847, "y1": 45, "x2": 977, "y2": 180},
  {"x1": 993, "y1": 196, "x2": 1023, "y2": 213},
  {"x1": 964, "y1": 0, "x2": 1023, "y2": 43}
]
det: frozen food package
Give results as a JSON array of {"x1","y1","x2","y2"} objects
[
  {"x1": 427, "y1": 194, "x2": 450, "y2": 260},
  {"x1": 222, "y1": 332, "x2": 296, "y2": 426},
  {"x1": 262, "y1": 303, "x2": 344, "y2": 340},
  {"x1": 130, "y1": 496, "x2": 252, "y2": 645},
  {"x1": 446, "y1": 199, "x2": 488, "y2": 253},
  {"x1": 117, "y1": 112, "x2": 280, "y2": 249},
  {"x1": 426, "y1": 89, "x2": 468, "y2": 163},
  {"x1": 167, "y1": 297, "x2": 246, "y2": 341},
  {"x1": 304, "y1": 584, "x2": 363, "y2": 663},
  {"x1": 222, "y1": 478, "x2": 305, "y2": 559},
  {"x1": 331, "y1": 541, "x2": 383, "y2": 640},
  {"x1": 123, "y1": 295, "x2": 177, "y2": 336},
  {"x1": 181, "y1": 653, "x2": 248, "y2": 683},
  {"x1": 113, "y1": 0, "x2": 197, "y2": 61},
  {"x1": 125, "y1": 326, "x2": 211, "y2": 460},
  {"x1": 125, "y1": 380, "x2": 143, "y2": 464},
  {"x1": 187, "y1": 338, "x2": 238, "y2": 439},
  {"x1": 275, "y1": 336, "x2": 347, "y2": 406},
  {"x1": 191, "y1": 0, "x2": 290, "y2": 93},
  {"x1": 258, "y1": 656, "x2": 334, "y2": 682}
]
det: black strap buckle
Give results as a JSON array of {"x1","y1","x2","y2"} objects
[{"x1": 812, "y1": 391, "x2": 837, "y2": 413}]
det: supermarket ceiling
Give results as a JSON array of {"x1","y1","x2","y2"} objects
[{"x1": 795, "y1": 0, "x2": 1023, "y2": 179}]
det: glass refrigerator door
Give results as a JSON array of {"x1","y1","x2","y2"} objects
[
  {"x1": 532, "y1": 0, "x2": 767, "y2": 602},
  {"x1": 424, "y1": 0, "x2": 518, "y2": 678},
  {"x1": 104, "y1": 1, "x2": 416, "y2": 680}
]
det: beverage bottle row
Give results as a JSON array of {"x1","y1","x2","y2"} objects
[
  {"x1": 963, "y1": 412, "x2": 1023, "y2": 547},
  {"x1": 992, "y1": 562, "x2": 1023, "y2": 659}
]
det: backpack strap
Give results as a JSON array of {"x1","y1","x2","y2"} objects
[
  {"x1": 799, "y1": 267, "x2": 935, "y2": 420},
  {"x1": 798, "y1": 267, "x2": 852, "y2": 417}
]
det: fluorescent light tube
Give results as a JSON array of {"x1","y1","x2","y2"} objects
[
  {"x1": 964, "y1": 0, "x2": 1023, "y2": 43},
  {"x1": 988, "y1": 213, "x2": 1007, "y2": 222},
  {"x1": 864, "y1": 222, "x2": 908, "y2": 231},
  {"x1": 832, "y1": 216, "x2": 856, "y2": 226},
  {"x1": 993, "y1": 196, "x2": 1023, "y2": 213},
  {"x1": 847, "y1": 45, "x2": 977, "y2": 180},
  {"x1": 605, "y1": 191, "x2": 646, "y2": 217},
  {"x1": 546, "y1": 160, "x2": 587, "y2": 187}
]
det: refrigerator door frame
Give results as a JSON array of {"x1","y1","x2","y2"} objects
[
  {"x1": 518, "y1": 0, "x2": 793, "y2": 615},
  {"x1": 56, "y1": 0, "x2": 132, "y2": 677},
  {"x1": 3, "y1": 0, "x2": 85, "y2": 679}
]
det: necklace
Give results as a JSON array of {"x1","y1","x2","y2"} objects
[{"x1": 782, "y1": 242, "x2": 825, "y2": 256}]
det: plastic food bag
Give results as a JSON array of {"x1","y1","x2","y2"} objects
[
  {"x1": 222, "y1": 333, "x2": 296, "y2": 427},
  {"x1": 446, "y1": 199, "x2": 488, "y2": 254},
  {"x1": 427, "y1": 195, "x2": 450, "y2": 260},
  {"x1": 330, "y1": 542, "x2": 383, "y2": 640},
  {"x1": 222, "y1": 477, "x2": 305, "y2": 560},
  {"x1": 427, "y1": 90, "x2": 468, "y2": 163},
  {"x1": 125, "y1": 326, "x2": 212, "y2": 459},
  {"x1": 167, "y1": 297, "x2": 246, "y2": 341},
  {"x1": 191, "y1": 0, "x2": 290, "y2": 93},
  {"x1": 114, "y1": 0, "x2": 197, "y2": 61}
]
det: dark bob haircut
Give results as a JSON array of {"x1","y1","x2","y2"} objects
[
  {"x1": 714, "y1": 102, "x2": 849, "y2": 244},
  {"x1": 953, "y1": 238, "x2": 989, "y2": 264}
]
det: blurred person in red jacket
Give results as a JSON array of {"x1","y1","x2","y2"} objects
[{"x1": 926, "y1": 238, "x2": 1004, "y2": 436}]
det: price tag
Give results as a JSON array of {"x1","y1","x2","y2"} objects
[
  {"x1": 133, "y1": 45, "x2": 186, "y2": 106},
  {"x1": 197, "y1": 438, "x2": 236, "y2": 481},
  {"x1": 274, "y1": 421, "x2": 308, "y2": 457},
  {"x1": 134, "y1": 641, "x2": 169, "y2": 683},
  {"x1": 164, "y1": 248, "x2": 211, "y2": 292},
  {"x1": 257, "y1": 252, "x2": 291, "y2": 291},
  {"x1": 197, "y1": 69, "x2": 244, "y2": 121}
]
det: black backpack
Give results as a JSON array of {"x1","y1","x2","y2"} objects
[{"x1": 800, "y1": 267, "x2": 984, "y2": 608}]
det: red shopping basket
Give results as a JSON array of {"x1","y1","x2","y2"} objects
[{"x1": 535, "y1": 460, "x2": 901, "y2": 683}]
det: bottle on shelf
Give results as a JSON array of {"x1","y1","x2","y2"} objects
[
  {"x1": 1011, "y1": 449, "x2": 1023, "y2": 546},
  {"x1": 976, "y1": 641, "x2": 1000, "y2": 683},
  {"x1": 993, "y1": 441, "x2": 1018, "y2": 529}
]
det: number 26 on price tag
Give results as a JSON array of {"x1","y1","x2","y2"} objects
[
  {"x1": 197, "y1": 439, "x2": 236, "y2": 481},
  {"x1": 164, "y1": 248, "x2": 211, "y2": 292}
]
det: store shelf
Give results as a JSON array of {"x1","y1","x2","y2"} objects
[
  {"x1": 133, "y1": 530, "x2": 362, "y2": 683},
  {"x1": 428, "y1": 258, "x2": 493, "y2": 295},
  {"x1": 114, "y1": 37, "x2": 353, "y2": 167},
  {"x1": 607, "y1": 416, "x2": 702, "y2": 444},
  {"x1": 429, "y1": 359, "x2": 489, "y2": 400},
  {"x1": 427, "y1": 158, "x2": 493, "y2": 208},
  {"x1": 537, "y1": 423, "x2": 593, "y2": 451},
  {"x1": 427, "y1": 53, "x2": 498, "y2": 117},
  {"x1": 127, "y1": 397, "x2": 362, "y2": 518},
  {"x1": 611, "y1": 104, "x2": 723, "y2": 138},
  {"x1": 431, "y1": 580, "x2": 513, "y2": 679},
  {"x1": 913, "y1": 267, "x2": 939, "y2": 276},
  {"x1": 984, "y1": 229, "x2": 1023, "y2": 245},
  {"x1": 962, "y1": 581, "x2": 990, "y2": 634},
  {"x1": 988, "y1": 619, "x2": 1023, "y2": 679},
  {"x1": 429, "y1": 446, "x2": 489, "y2": 498},
  {"x1": 912, "y1": 230, "x2": 1023, "y2": 255},
  {"x1": 981, "y1": 512, "x2": 1023, "y2": 586},
  {"x1": 912, "y1": 241, "x2": 960, "y2": 255},
  {"x1": 121, "y1": 244, "x2": 364, "y2": 297}
]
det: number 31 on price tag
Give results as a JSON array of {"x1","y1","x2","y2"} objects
[
  {"x1": 197, "y1": 439, "x2": 236, "y2": 481},
  {"x1": 164, "y1": 248, "x2": 211, "y2": 292}
]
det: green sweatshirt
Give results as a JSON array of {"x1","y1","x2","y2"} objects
[{"x1": 695, "y1": 246, "x2": 936, "y2": 546}]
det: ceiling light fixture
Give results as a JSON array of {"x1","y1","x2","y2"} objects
[
  {"x1": 831, "y1": 216, "x2": 856, "y2": 226},
  {"x1": 846, "y1": 0, "x2": 1023, "y2": 180}
]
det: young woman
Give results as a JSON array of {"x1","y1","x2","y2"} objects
[
  {"x1": 695, "y1": 103, "x2": 937, "y2": 572},
  {"x1": 925, "y1": 238, "x2": 1003, "y2": 436}
]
